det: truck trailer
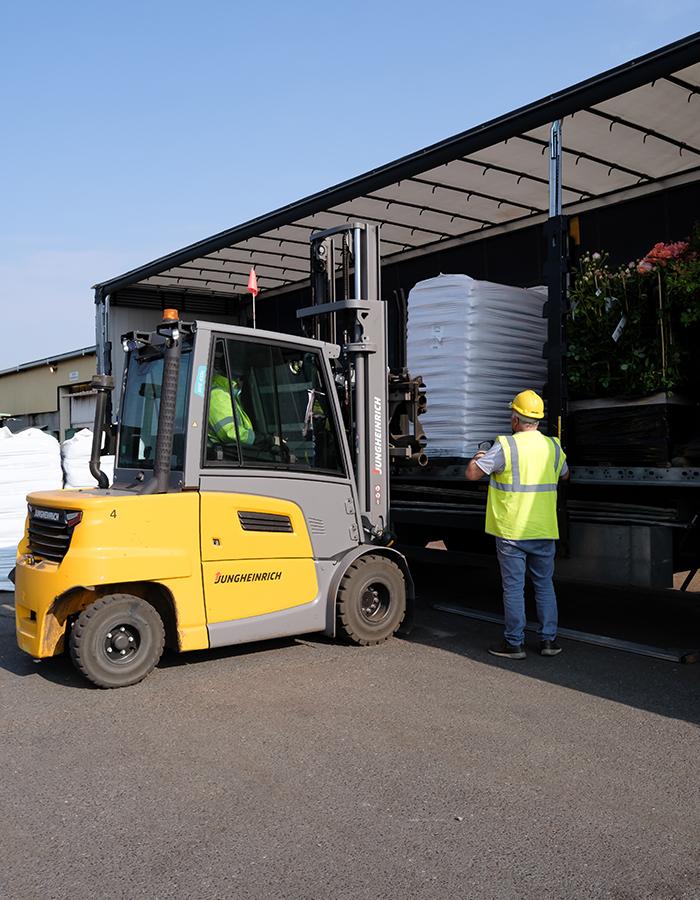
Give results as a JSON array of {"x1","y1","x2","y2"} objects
[{"x1": 88, "y1": 34, "x2": 700, "y2": 592}]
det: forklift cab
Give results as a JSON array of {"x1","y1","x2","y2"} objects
[
  {"x1": 202, "y1": 334, "x2": 343, "y2": 472},
  {"x1": 116, "y1": 324, "x2": 349, "y2": 488}
]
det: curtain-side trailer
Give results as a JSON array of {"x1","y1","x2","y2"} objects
[{"x1": 92, "y1": 34, "x2": 700, "y2": 593}]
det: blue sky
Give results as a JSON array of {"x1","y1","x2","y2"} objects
[{"x1": 1, "y1": 1, "x2": 697, "y2": 368}]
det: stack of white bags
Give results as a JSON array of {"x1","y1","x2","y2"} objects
[
  {"x1": 0, "y1": 428, "x2": 115, "y2": 590},
  {"x1": 407, "y1": 274, "x2": 548, "y2": 458},
  {"x1": 61, "y1": 428, "x2": 115, "y2": 489},
  {"x1": 0, "y1": 428, "x2": 63, "y2": 590}
]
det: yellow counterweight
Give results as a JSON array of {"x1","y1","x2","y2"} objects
[{"x1": 15, "y1": 490, "x2": 208, "y2": 658}]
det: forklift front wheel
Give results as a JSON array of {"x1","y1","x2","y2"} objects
[
  {"x1": 69, "y1": 594, "x2": 165, "y2": 689},
  {"x1": 336, "y1": 555, "x2": 406, "y2": 646}
]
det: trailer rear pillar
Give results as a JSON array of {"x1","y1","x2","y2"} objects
[
  {"x1": 94, "y1": 288, "x2": 112, "y2": 378},
  {"x1": 545, "y1": 120, "x2": 570, "y2": 551},
  {"x1": 545, "y1": 120, "x2": 568, "y2": 440}
]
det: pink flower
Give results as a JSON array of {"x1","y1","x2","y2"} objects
[
  {"x1": 637, "y1": 260, "x2": 654, "y2": 273},
  {"x1": 667, "y1": 241, "x2": 688, "y2": 258},
  {"x1": 640, "y1": 239, "x2": 689, "y2": 269}
]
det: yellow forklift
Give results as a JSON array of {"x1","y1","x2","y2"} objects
[{"x1": 14, "y1": 223, "x2": 427, "y2": 687}]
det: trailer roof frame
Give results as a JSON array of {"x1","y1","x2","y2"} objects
[{"x1": 94, "y1": 31, "x2": 700, "y2": 301}]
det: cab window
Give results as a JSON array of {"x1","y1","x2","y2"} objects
[
  {"x1": 118, "y1": 342, "x2": 192, "y2": 471},
  {"x1": 204, "y1": 337, "x2": 345, "y2": 476}
]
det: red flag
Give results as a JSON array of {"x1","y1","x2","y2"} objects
[{"x1": 247, "y1": 267, "x2": 259, "y2": 298}]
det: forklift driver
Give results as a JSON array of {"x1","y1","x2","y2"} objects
[{"x1": 207, "y1": 349, "x2": 255, "y2": 449}]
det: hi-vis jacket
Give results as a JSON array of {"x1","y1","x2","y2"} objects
[
  {"x1": 208, "y1": 374, "x2": 255, "y2": 446},
  {"x1": 485, "y1": 431, "x2": 566, "y2": 540}
]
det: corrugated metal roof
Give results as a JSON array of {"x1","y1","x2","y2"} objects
[
  {"x1": 95, "y1": 32, "x2": 700, "y2": 302},
  {"x1": 0, "y1": 346, "x2": 96, "y2": 378}
]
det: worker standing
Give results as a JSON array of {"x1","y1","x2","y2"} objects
[{"x1": 466, "y1": 390, "x2": 569, "y2": 659}]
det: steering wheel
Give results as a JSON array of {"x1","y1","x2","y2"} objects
[
  {"x1": 253, "y1": 435, "x2": 291, "y2": 464},
  {"x1": 270, "y1": 438, "x2": 291, "y2": 464}
]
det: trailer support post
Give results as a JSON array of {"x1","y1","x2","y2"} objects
[
  {"x1": 545, "y1": 120, "x2": 570, "y2": 551},
  {"x1": 91, "y1": 287, "x2": 114, "y2": 486},
  {"x1": 545, "y1": 120, "x2": 568, "y2": 440},
  {"x1": 548, "y1": 120, "x2": 563, "y2": 219},
  {"x1": 94, "y1": 288, "x2": 112, "y2": 377}
]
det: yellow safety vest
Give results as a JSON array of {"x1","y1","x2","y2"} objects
[
  {"x1": 485, "y1": 431, "x2": 565, "y2": 540},
  {"x1": 208, "y1": 375, "x2": 255, "y2": 446}
]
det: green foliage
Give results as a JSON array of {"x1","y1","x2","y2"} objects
[
  {"x1": 567, "y1": 230, "x2": 700, "y2": 399},
  {"x1": 667, "y1": 257, "x2": 700, "y2": 327}
]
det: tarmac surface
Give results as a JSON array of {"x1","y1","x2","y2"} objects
[{"x1": 1, "y1": 566, "x2": 698, "y2": 900}]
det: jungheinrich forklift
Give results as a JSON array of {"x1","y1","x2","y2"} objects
[{"x1": 14, "y1": 223, "x2": 427, "y2": 687}]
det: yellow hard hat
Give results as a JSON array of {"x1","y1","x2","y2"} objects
[{"x1": 511, "y1": 389, "x2": 544, "y2": 420}]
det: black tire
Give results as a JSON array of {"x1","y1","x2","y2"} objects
[
  {"x1": 336, "y1": 555, "x2": 406, "y2": 646},
  {"x1": 69, "y1": 594, "x2": 165, "y2": 689}
]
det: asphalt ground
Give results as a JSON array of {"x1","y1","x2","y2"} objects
[{"x1": 0, "y1": 566, "x2": 698, "y2": 900}]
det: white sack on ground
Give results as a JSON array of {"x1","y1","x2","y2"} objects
[
  {"x1": 407, "y1": 274, "x2": 548, "y2": 458},
  {"x1": 0, "y1": 427, "x2": 63, "y2": 589},
  {"x1": 61, "y1": 428, "x2": 114, "y2": 488}
]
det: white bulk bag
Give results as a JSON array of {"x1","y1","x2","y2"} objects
[
  {"x1": 61, "y1": 428, "x2": 114, "y2": 489},
  {"x1": 407, "y1": 274, "x2": 548, "y2": 458},
  {"x1": 0, "y1": 427, "x2": 63, "y2": 590}
]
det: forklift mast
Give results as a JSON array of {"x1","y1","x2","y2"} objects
[{"x1": 297, "y1": 222, "x2": 426, "y2": 542}]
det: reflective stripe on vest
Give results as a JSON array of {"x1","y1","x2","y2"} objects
[
  {"x1": 485, "y1": 431, "x2": 565, "y2": 540},
  {"x1": 488, "y1": 435, "x2": 560, "y2": 492}
]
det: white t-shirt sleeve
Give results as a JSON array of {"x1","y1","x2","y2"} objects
[{"x1": 474, "y1": 443, "x2": 506, "y2": 476}]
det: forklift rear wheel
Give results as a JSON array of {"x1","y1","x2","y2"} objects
[
  {"x1": 336, "y1": 555, "x2": 406, "y2": 645},
  {"x1": 69, "y1": 594, "x2": 165, "y2": 689}
]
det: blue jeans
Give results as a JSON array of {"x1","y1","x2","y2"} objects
[{"x1": 495, "y1": 538, "x2": 558, "y2": 646}]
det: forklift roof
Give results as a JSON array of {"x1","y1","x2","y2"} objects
[
  {"x1": 193, "y1": 321, "x2": 339, "y2": 356},
  {"x1": 95, "y1": 32, "x2": 700, "y2": 304}
]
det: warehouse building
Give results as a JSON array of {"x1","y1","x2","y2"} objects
[{"x1": 0, "y1": 346, "x2": 96, "y2": 439}]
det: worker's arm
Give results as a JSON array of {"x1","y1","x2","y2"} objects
[
  {"x1": 560, "y1": 460, "x2": 570, "y2": 481},
  {"x1": 465, "y1": 443, "x2": 505, "y2": 481},
  {"x1": 208, "y1": 387, "x2": 238, "y2": 443},
  {"x1": 465, "y1": 451, "x2": 488, "y2": 481}
]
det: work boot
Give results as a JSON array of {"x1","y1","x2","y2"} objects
[
  {"x1": 539, "y1": 640, "x2": 562, "y2": 657},
  {"x1": 488, "y1": 641, "x2": 526, "y2": 659}
]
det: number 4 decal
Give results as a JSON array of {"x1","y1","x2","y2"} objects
[{"x1": 110, "y1": 509, "x2": 117, "y2": 518}]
